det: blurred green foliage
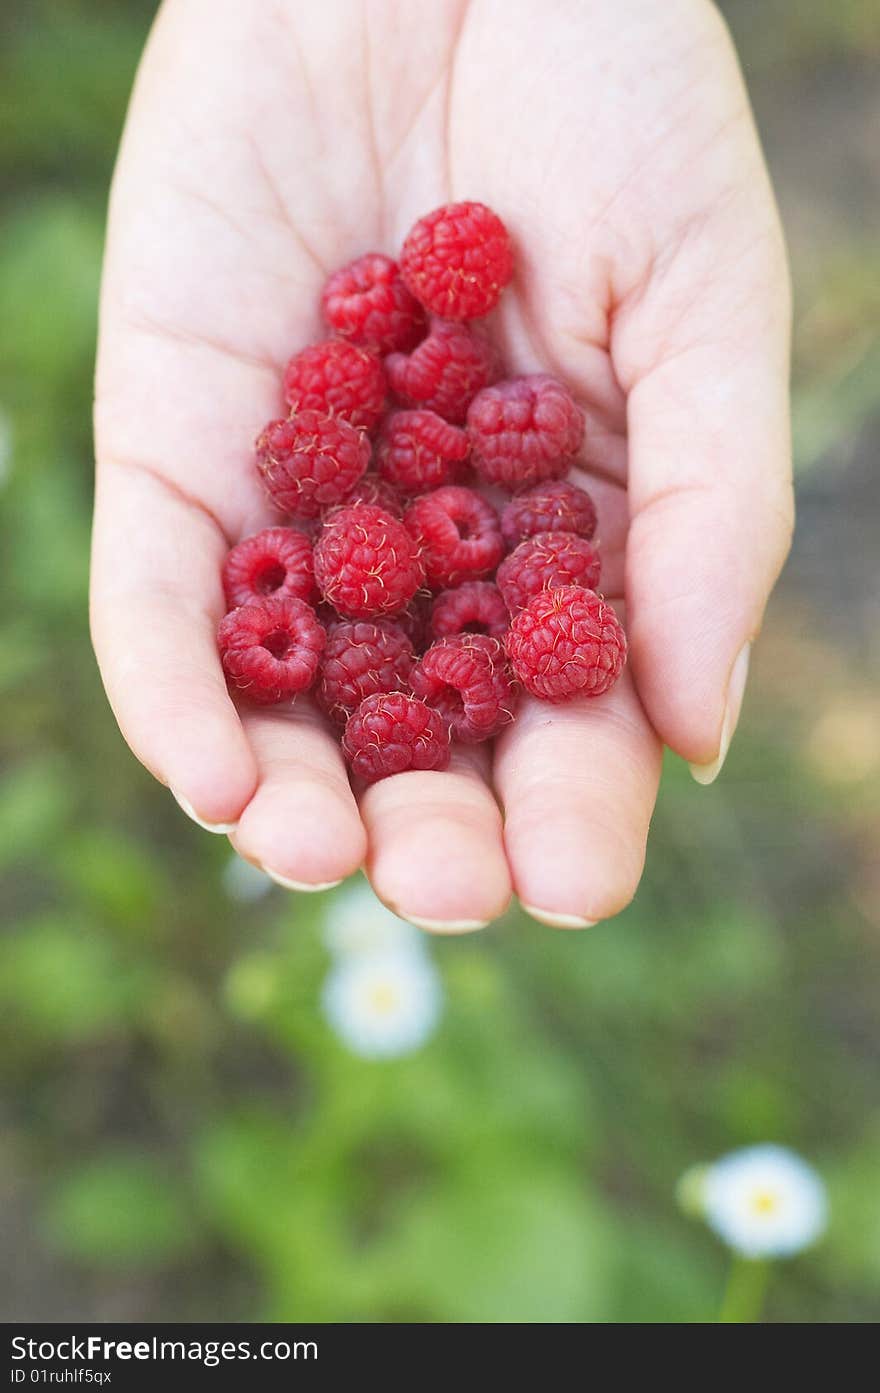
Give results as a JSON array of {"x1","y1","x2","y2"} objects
[{"x1": 1, "y1": 0, "x2": 879, "y2": 1323}]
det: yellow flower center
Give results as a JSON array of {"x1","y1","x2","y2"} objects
[
  {"x1": 750, "y1": 1188, "x2": 781, "y2": 1216},
  {"x1": 368, "y1": 982, "x2": 400, "y2": 1016}
]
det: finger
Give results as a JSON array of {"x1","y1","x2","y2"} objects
[
  {"x1": 90, "y1": 463, "x2": 258, "y2": 829},
  {"x1": 359, "y1": 748, "x2": 512, "y2": 932},
  {"x1": 613, "y1": 203, "x2": 793, "y2": 778},
  {"x1": 230, "y1": 703, "x2": 366, "y2": 890},
  {"x1": 494, "y1": 666, "x2": 663, "y2": 927}
]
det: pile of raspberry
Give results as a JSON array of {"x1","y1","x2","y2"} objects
[{"x1": 218, "y1": 201, "x2": 626, "y2": 783}]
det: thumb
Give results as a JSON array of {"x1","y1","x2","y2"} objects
[{"x1": 614, "y1": 219, "x2": 793, "y2": 781}]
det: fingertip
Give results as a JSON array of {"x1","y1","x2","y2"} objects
[
  {"x1": 149, "y1": 699, "x2": 258, "y2": 828},
  {"x1": 171, "y1": 789, "x2": 238, "y2": 834},
  {"x1": 632, "y1": 604, "x2": 753, "y2": 768},
  {"x1": 362, "y1": 766, "x2": 512, "y2": 928},
  {"x1": 507, "y1": 811, "x2": 647, "y2": 927},
  {"x1": 495, "y1": 680, "x2": 661, "y2": 928},
  {"x1": 232, "y1": 778, "x2": 367, "y2": 889}
]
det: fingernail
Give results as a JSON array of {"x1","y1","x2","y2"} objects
[
  {"x1": 689, "y1": 642, "x2": 751, "y2": 786},
  {"x1": 263, "y1": 869, "x2": 343, "y2": 893},
  {"x1": 172, "y1": 790, "x2": 237, "y2": 834},
  {"x1": 404, "y1": 915, "x2": 487, "y2": 933},
  {"x1": 521, "y1": 904, "x2": 597, "y2": 929}
]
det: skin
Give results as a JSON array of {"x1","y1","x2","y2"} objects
[{"x1": 92, "y1": 0, "x2": 793, "y2": 930}]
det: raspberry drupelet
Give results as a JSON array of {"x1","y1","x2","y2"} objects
[
  {"x1": 496, "y1": 531, "x2": 602, "y2": 613},
  {"x1": 218, "y1": 596, "x2": 326, "y2": 705},
  {"x1": 400, "y1": 201, "x2": 514, "y2": 320},
  {"x1": 505, "y1": 586, "x2": 626, "y2": 703},
  {"x1": 385, "y1": 318, "x2": 499, "y2": 424},
  {"x1": 428, "y1": 580, "x2": 509, "y2": 641},
  {"x1": 316, "y1": 620, "x2": 415, "y2": 726},
  {"x1": 283, "y1": 339, "x2": 386, "y2": 432},
  {"x1": 412, "y1": 634, "x2": 518, "y2": 744},
  {"x1": 467, "y1": 374, "x2": 585, "y2": 490},
  {"x1": 404, "y1": 485, "x2": 504, "y2": 590},
  {"x1": 375, "y1": 409, "x2": 469, "y2": 495},
  {"x1": 314, "y1": 503, "x2": 424, "y2": 619},
  {"x1": 255, "y1": 411, "x2": 369, "y2": 519},
  {"x1": 336, "y1": 472, "x2": 403, "y2": 516},
  {"x1": 321, "y1": 252, "x2": 427, "y2": 355},
  {"x1": 343, "y1": 692, "x2": 451, "y2": 783},
  {"x1": 222, "y1": 527, "x2": 314, "y2": 610},
  {"x1": 501, "y1": 479, "x2": 598, "y2": 549}
]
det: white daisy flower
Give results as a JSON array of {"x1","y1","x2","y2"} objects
[
  {"x1": 323, "y1": 878, "x2": 425, "y2": 959},
  {"x1": 321, "y1": 949, "x2": 442, "y2": 1059},
  {"x1": 700, "y1": 1145, "x2": 828, "y2": 1259},
  {"x1": 222, "y1": 853, "x2": 273, "y2": 903}
]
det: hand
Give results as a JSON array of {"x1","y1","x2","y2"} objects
[{"x1": 92, "y1": 0, "x2": 792, "y2": 929}]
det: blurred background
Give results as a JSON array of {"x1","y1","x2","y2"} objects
[{"x1": 1, "y1": 0, "x2": 878, "y2": 1323}]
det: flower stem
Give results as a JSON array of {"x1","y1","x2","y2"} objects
[{"x1": 718, "y1": 1257, "x2": 771, "y2": 1323}]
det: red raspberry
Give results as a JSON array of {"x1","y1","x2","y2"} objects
[
  {"x1": 375, "y1": 409, "x2": 469, "y2": 494},
  {"x1": 342, "y1": 692, "x2": 450, "y2": 783},
  {"x1": 428, "y1": 581, "x2": 509, "y2": 641},
  {"x1": 506, "y1": 586, "x2": 626, "y2": 703},
  {"x1": 496, "y1": 531, "x2": 602, "y2": 613},
  {"x1": 400, "y1": 201, "x2": 514, "y2": 320},
  {"x1": 385, "y1": 318, "x2": 498, "y2": 424},
  {"x1": 283, "y1": 339, "x2": 386, "y2": 432},
  {"x1": 335, "y1": 472, "x2": 403, "y2": 517},
  {"x1": 218, "y1": 596, "x2": 325, "y2": 705},
  {"x1": 411, "y1": 634, "x2": 518, "y2": 744},
  {"x1": 404, "y1": 485, "x2": 503, "y2": 590},
  {"x1": 222, "y1": 528, "x2": 314, "y2": 610},
  {"x1": 321, "y1": 252, "x2": 427, "y2": 355},
  {"x1": 316, "y1": 619, "x2": 414, "y2": 726},
  {"x1": 467, "y1": 375, "x2": 585, "y2": 490},
  {"x1": 314, "y1": 503, "x2": 424, "y2": 619},
  {"x1": 394, "y1": 595, "x2": 432, "y2": 653},
  {"x1": 256, "y1": 412, "x2": 369, "y2": 519},
  {"x1": 501, "y1": 479, "x2": 598, "y2": 549}
]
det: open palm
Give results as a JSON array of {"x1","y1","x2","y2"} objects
[{"x1": 92, "y1": 0, "x2": 792, "y2": 929}]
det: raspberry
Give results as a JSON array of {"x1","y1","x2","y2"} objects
[
  {"x1": 467, "y1": 375, "x2": 585, "y2": 490},
  {"x1": 222, "y1": 528, "x2": 314, "y2": 609},
  {"x1": 506, "y1": 586, "x2": 626, "y2": 703},
  {"x1": 404, "y1": 485, "x2": 503, "y2": 590},
  {"x1": 496, "y1": 531, "x2": 602, "y2": 613},
  {"x1": 400, "y1": 201, "x2": 514, "y2": 320},
  {"x1": 283, "y1": 339, "x2": 386, "y2": 432},
  {"x1": 375, "y1": 409, "x2": 469, "y2": 494},
  {"x1": 336, "y1": 472, "x2": 403, "y2": 517},
  {"x1": 428, "y1": 581, "x2": 509, "y2": 641},
  {"x1": 394, "y1": 595, "x2": 432, "y2": 653},
  {"x1": 411, "y1": 634, "x2": 517, "y2": 744},
  {"x1": 256, "y1": 412, "x2": 369, "y2": 519},
  {"x1": 385, "y1": 318, "x2": 498, "y2": 424},
  {"x1": 218, "y1": 596, "x2": 325, "y2": 705},
  {"x1": 316, "y1": 619, "x2": 414, "y2": 726},
  {"x1": 321, "y1": 252, "x2": 427, "y2": 355},
  {"x1": 314, "y1": 503, "x2": 424, "y2": 619},
  {"x1": 342, "y1": 692, "x2": 450, "y2": 783},
  {"x1": 501, "y1": 479, "x2": 598, "y2": 549}
]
